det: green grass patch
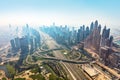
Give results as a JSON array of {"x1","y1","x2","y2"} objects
[
  {"x1": 0, "y1": 72, "x2": 2, "y2": 76},
  {"x1": 49, "y1": 74, "x2": 64, "y2": 80},
  {"x1": 6, "y1": 64, "x2": 16, "y2": 78},
  {"x1": 29, "y1": 73, "x2": 45, "y2": 80},
  {"x1": 30, "y1": 65, "x2": 41, "y2": 74},
  {"x1": 42, "y1": 63, "x2": 56, "y2": 75},
  {"x1": 32, "y1": 56, "x2": 44, "y2": 62},
  {"x1": 2, "y1": 77, "x2": 7, "y2": 80},
  {"x1": 14, "y1": 78, "x2": 26, "y2": 80}
]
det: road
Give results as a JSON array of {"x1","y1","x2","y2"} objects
[
  {"x1": 85, "y1": 48, "x2": 120, "y2": 79},
  {"x1": 0, "y1": 44, "x2": 9, "y2": 51},
  {"x1": 92, "y1": 64, "x2": 112, "y2": 80},
  {"x1": 39, "y1": 31, "x2": 90, "y2": 80},
  {"x1": 0, "y1": 44, "x2": 20, "y2": 65},
  {"x1": 96, "y1": 62, "x2": 120, "y2": 79},
  {"x1": 42, "y1": 57, "x2": 90, "y2": 64}
]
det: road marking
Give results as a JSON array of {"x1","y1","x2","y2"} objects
[{"x1": 62, "y1": 63, "x2": 77, "y2": 80}]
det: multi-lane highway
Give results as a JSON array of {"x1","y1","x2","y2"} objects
[
  {"x1": 26, "y1": 31, "x2": 120, "y2": 80},
  {"x1": 39, "y1": 31, "x2": 90, "y2": 80}
]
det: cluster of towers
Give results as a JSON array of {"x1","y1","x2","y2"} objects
[
  {"x1": 41, "y1": 25, "x2": 76, "y2": 45},
  {"x1": 101, "y1": 26, "x2": 113, "y2": 47},
  {"x1": 40, "y1": 21, "x2": 120, "y2": 68},
  {"x1": 10, "y1": 25, "x2": 41, "y2": 54},
  {"x1": 77, "y1": 25, "x2": 90, "y2": 43},
  {"x1": 10, "y1": 21, "x2": 119, "y2": 68},
  {"x1": 85, "y1": 20, "x2": 113, "y2": 51},
  {"x1": 84, "y1": 21, "x2": 119, "y2": 67},
  {"x1": 40, "y1": 24, "x2": 91, "y2": 46}
]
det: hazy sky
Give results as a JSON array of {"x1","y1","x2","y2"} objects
[{"x1": 0, "y1": 0, "x2": 120, "y2": 27}]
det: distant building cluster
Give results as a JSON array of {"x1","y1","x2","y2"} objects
[
  {"x1": 41, "y1": 25, "x2": 75, "y2": 45},
  {"x1": 40, "y1": 24, "x2": 91, "y2": 46},
  {"x1": 10, "y1": 24, "x2": 41, "y2": 54},
  {"x1": 10, "y1": 21, "x2": 120, "y2": 68},
  {"x1": 10, "y1": 25, "x2": 41, "y2": 65},
  {"x1": 40, "y1": 21, "x2": 120, "y2": 68}
]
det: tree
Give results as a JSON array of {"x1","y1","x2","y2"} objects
[{"x1": 6, "y1": 64, "x2": 15, "y2": 79}]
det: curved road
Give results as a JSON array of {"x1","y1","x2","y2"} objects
[
  {"x1": 25, "y1": 31, "x2": 91, "y2": 80},
  {"x1": 38, "y1": 31, "x2": 90, "y2": 80}
]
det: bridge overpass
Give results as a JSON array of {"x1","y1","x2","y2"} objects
[
  {"x1": 42, "y1": 57, "x2": 91, "y2": 64},
  {"x1": 39, "y1": 48, "x2": 63, "y2": 53}
]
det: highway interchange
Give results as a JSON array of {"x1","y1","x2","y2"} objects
[
  {"x1": 26, "y1": 31, "x2": 93, "y2": 80},
  {"x1": 25, "y1": 31, "x2": 120, "y2": 80}
]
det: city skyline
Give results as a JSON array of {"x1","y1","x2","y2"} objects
[
  {"x1": 0, "y1": 0, "x2": 120, "y2": 28},
  {"x1": 0, "y1": 0, "x2": 120, "y2": 79}
]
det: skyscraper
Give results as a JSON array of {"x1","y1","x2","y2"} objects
[
  {"x1": 10, "y1": 39, "x2": 16, "y2": 51},
  {"x1": 90, "y1": 22, "x2": 94, "y2": 32},
  {"x1": 20, "y1": 37, "x2": 29, "y2": 53},
  {"x1": 15, "y1": 37, "x2": 20, "y2": 51}
]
